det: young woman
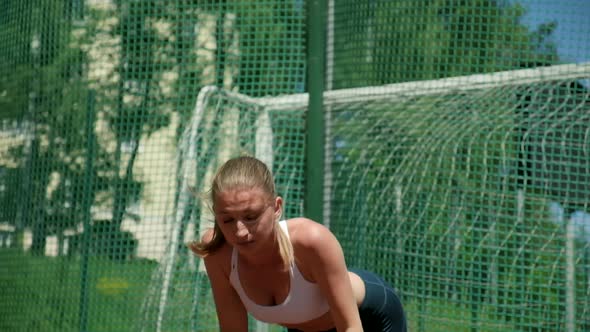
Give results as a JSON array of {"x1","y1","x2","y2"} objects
[{"x1": 189, "y1": 156, "x2": 406, "y2": 332}]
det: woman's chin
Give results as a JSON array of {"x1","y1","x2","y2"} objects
[
  {"x1": 236, "y1": 240, "x2": 255, "y2": 247},
  {"x1": 235, "y1": 240, "x2": 259, "y2": 252}
]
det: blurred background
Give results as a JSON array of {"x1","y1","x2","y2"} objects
[{"x1": 0, "y1": 0, "x2": 588, "y2": 331}]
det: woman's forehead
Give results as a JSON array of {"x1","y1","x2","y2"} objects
[{"x1": 214, "y1": 187, "x2": 270, "y2": 207}]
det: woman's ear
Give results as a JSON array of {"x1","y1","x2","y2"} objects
[{"x1": 274, "y1": 196, "x2": 283, "y2": 220}]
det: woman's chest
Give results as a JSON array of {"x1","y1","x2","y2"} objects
[{"x1": 238, "y1": 263, "x2": 291, "y2": 306}]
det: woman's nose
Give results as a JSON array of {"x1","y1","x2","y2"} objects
[{"x1": 235, "y1": 220, "x2": 250, "y2": 238}]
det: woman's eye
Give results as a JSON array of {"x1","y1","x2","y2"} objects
[{"x1": 219, "y1": 213, "x2": 261, "y2": 224}]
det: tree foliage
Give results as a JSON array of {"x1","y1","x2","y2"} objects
[
  {"x1": 0, "y1": 0, "x2": 104, "y2": 254},
  {"x1": 332, "y1": 0, "x2": 558, "y2": 88}
]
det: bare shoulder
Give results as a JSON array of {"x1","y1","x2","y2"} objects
[
  {"x1": 286, "y1": 218, "x2": 346, "y2": 283},
  {"x1": 286, "y1": 217, "x2": 339, "y2": 250}
]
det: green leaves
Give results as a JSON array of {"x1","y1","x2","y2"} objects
[{"x1": 332, "y1": 0, "x2": 560, "y2": 88}]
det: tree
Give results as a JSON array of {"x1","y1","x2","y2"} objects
[
  {"x1": 102, "y1": 1, "x2": 172, "y2": 233},
  {"x1": 8, "y1": 0, "x2": 97, "y2": 255},
  {"x1": 332, "y1": 0, "x2": 559, "y2": 88},
  {"x1": 0, "y1": 0, "x2": 132, "y2": 256}
]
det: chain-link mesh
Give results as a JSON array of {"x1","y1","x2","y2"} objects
[
  {"x1": 325, "y1": 66, "x2": 590, "y2": 331},
  {"x1": 1, "y1": 1, "x2": 589, "y2": 331}
]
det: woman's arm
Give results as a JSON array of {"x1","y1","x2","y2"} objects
[
  {"x1": 297, "y1": 219, "x2": 363, "y2": 332},
  {"x1": 201, "y1": 232, "x2": 249, "y2": 332}
]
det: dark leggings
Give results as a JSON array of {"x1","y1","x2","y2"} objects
[{"x1": 288, "y1": 269, "x2": 407, "y2": 332}]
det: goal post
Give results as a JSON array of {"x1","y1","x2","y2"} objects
[{"x1": 145, "y1": 62, "x2": 590, "y2": 331}]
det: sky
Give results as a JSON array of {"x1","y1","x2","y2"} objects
[
  {"x1": 517, "y1": 0, "x2": 590, "y2": 233},
  {"x1": 516, "y1": 0, "x2": 590, "y2": 63},
  {"x1": 549, "y1": 202, "x2": 590, "y2": 242}
]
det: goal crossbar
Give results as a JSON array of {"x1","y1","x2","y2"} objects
[{"x1": 196, "y1": 62, "x2": 590, "y2": 111}]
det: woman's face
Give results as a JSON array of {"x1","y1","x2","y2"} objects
[{"x1": 213, "y1": 187, "x2": 282, "y2": 252}]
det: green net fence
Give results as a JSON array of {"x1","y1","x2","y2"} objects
[{"x1": 1, "y1": 1, "x2": 589, "y2": 331}]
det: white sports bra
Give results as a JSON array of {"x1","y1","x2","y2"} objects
[{"x1": 229, "y1": 220, "x2": 330, "y2": 324}]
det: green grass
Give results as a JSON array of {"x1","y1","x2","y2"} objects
[
  {"x1": 0, "y1": 248, "x2": 288, "y2": 331},
  {"x1": 1, "y1": 248, "x2": 522, "y2": 331},
  {"x1": 0, "y1": 249, "x2": 157, "y2": 332},
  {"x1": 405, "y1": 299, "x2": 516, "y2": 332}
]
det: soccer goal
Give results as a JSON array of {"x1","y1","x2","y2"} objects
[{"x1": 144, "y1": 62, "x2": 590, "y2": 331}]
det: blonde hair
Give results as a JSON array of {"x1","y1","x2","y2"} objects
[{"x1": 188, "y1": 156, "x2": 294, "y2": 270}]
